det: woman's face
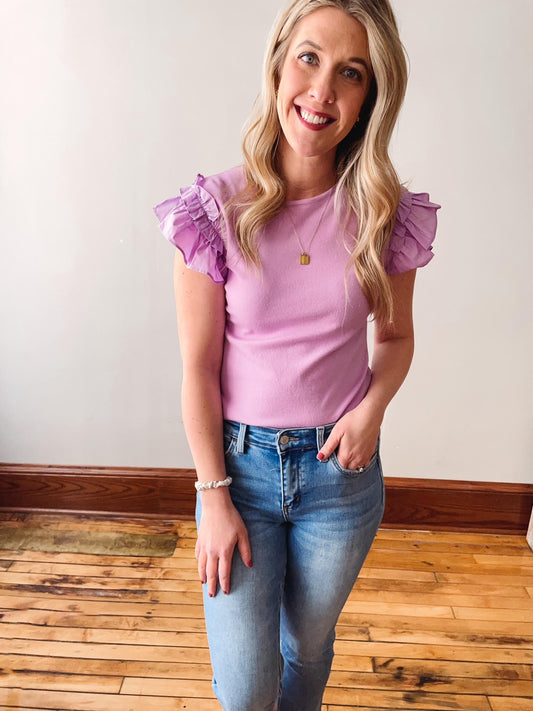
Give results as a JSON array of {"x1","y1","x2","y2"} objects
[{"x1": 276, "y1": 6, "x2": 371, "y2": 171}]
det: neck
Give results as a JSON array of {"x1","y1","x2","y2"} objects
[{"x1": 278, "y1": 140, "x2": 337, "y2": 201}]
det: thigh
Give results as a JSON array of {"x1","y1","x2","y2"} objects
[{"x1": 282, "y1": 448, "x2": 385, "y2": 655}]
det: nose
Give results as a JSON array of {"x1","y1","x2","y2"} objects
[{"x1": 308, "y1": 70, "x2": 335, "y2": 104}]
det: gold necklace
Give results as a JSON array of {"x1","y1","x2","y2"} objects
[{"x1": 287, "y1": 191, "x2": 333, "y2": 265}]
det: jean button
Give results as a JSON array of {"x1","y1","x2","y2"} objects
[{"x1": 279, "y1": 435, "x2": 290, "y2": 445}]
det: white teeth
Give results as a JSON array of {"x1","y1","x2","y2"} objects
[{"x1": 300, "y1": 108, "x2": 330, "y2": 125}]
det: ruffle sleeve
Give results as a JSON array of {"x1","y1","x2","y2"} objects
[
  {"x1": 385, "y1": 191, "x2": 440, "y2": 274},
  {"x1": 153, "y1": 174, "x2": 227, "y2": 284}
]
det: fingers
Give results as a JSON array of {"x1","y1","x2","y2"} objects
[
  {"x1": 317, "y1": 428, "x2": 341, "y2": 462},
  {"x1": 206, "y1": 554, "x2": 220, "y2": 598},
  {"x1": 196, "y1": 533, "x2": 253, "y2": 597},
  {"x1": 237, "y1": 530, "x2": 253, "y2": 570},
  {"x1": 317, "y1": 428, "x2": 376, "y2": 469},
  {"x1": 196, "y1": 547, "x2": 207, "y2": 585},
  {"x1": 218, "y1": 554, "x2": 232, "y2": 597}
]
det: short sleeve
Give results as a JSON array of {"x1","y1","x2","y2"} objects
[
  {"x1": 153, "y1": 174, "x2": 227, "y2": 284},
  {"x1": 385, "y1": 191, "x2": 440, "y2": 275}
]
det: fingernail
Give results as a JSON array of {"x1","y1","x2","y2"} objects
[
  {"x1": 247, "y1": 560, "x2": 253, "y2": 568},
  {"x1": 223, "y1": 589, "x2": 229, "y2": 595},
  {"x1": 317, "y1": 452, "x2": 325, "y2": 461},
  {"x1": 209, "y1": 592, "x2": 214, "y2": 598}
]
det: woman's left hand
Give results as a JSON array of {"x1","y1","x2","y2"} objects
[{"x1": 317, "y1": 400, "x2": 382, "y2": 470}]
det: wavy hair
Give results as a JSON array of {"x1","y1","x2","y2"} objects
[{"x1": 231, "y1": 0, "x2": 408, "y2": 324}]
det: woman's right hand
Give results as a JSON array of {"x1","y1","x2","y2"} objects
[{"x1": 195, "y1": 489, "x2": 253, "y2": 597}]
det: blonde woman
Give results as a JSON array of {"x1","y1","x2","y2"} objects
[{"x1": 155, "y1": 0, "x2": 439, "y2": 708}]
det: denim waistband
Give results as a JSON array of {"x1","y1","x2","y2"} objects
[{"x1": 224, "y1": 420, "x2": 336, "y2": 454}]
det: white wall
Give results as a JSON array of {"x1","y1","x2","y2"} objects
[{"x1": 0, "y1": 0, "x2": 531, "y2": 483}]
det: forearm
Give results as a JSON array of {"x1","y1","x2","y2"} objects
[
  {"x1": 363, "y1": 333, "x2": 414, "y2": 422},
  {"x1": 181, "y1": 367, "x2": 227, "y2": 485}
]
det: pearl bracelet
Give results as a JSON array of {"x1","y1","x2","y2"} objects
[{"x1": 194, "y1": 476, "x2": 232, "y2": 492}]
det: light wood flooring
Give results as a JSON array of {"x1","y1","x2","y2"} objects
[{"x1": 0, "y1": 513, "x2": 532, "y2": 711}]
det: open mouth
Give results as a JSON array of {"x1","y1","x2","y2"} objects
[{"x1": 296, "y1": 105, "x2": 335, "y2": 128}]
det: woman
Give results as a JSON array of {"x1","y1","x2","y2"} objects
[{"x1": 155, "y1": 0, "x2": 439, "y2": 708}]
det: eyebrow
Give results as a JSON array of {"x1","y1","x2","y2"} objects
[{"x1": 295, "y1": 40, "x2": 370, "y2": 74}]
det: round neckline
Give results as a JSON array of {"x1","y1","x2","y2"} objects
[{"x1": 285, "y1": 184, "x2": 336, "y2": 206}]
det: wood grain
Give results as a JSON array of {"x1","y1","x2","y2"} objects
[
  {"x1": 1, "y1": 463, "x2": 532, "y2": 532},
  {"x1": 0, "y1": 512, "x2": 532, "y2": 711}
]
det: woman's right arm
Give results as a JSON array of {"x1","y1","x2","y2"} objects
[{"x1": 173, "y1": 251, "x2": 252, "y2": 597}]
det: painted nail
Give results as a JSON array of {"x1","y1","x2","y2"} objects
[
  {"x1": 317, "y1": 452, "x2": 325, "y2": 461},
  {"x1": 247, "y1": 560, "x2": 253, "y2": 568}
]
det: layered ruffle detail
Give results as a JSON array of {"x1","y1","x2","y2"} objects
[
  {"x1": 153, "y1": 174, "x2": 227, "y2": 283},
  {"x1": 385, "y1": 191, "x2": 440, "y2": 274}
]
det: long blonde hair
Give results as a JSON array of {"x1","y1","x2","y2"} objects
[{"x1": 232, "y1": 0, "x2": 408, "y2": 324}]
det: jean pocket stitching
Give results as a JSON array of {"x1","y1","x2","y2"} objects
[
  {"x1": 330, "y1": 449, "x2": 378, "y2": 477},
  {"x1": 223, "y1": 435, "x2": 237, "y2": 456}
]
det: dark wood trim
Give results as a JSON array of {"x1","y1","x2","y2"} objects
[
  {"x1": 0, "y1": 463, "x2": 531, "y2": 534},
  {"x1": 382, "y1": 477, "x2": 532, "y2": 534}
]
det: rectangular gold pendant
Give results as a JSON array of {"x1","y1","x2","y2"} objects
[{"x1": 300, "y1": 253, "x2": 310, "y2": 265}]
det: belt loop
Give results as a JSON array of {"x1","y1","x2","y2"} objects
[
  {"x1": 236, "y1": 422, "x2": 247, "y2": 455},
  {"x1": 316, "y1": 426, "x2": 325, "y2": 451}
]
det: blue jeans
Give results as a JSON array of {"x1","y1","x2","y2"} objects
[{"x1": 196, "y1": 420, "x2": 385, "y2": 711}]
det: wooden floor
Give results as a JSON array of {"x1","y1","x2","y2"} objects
[{"x1": 0, "y1": 513, "x2": 532, "y2": 711}]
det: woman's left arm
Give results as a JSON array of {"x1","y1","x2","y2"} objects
[{"x1": 318, "y1": 269, "x2": 416, "y2": 469}]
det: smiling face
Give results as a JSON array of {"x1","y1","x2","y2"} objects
[{"x1": 276, "y1": 6, "x2": 371, "y2": 178}]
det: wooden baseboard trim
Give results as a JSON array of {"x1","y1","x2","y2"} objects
[{"x1": 0, "y1": 463, "x2": 531, "y2": 534}]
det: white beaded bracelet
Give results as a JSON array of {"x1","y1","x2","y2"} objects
[{"x1": 194, "y1": 476, "x2": 232, "y2": 492}]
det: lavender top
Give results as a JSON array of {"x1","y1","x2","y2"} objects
[{"x1": 154, "y1": 166, "x2": 439, "y2": 428}]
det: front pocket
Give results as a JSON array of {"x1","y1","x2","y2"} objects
[
  {"x1": 223, "y1": 434, "x2": 237, "y2": 456},
  {"x1": 330, "y1": 444, "x2": 379, "y2": 477}
]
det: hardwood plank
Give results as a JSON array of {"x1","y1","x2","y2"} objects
[
  {"x1": 453, "y1": 606, "x2": 533, "y2": 622},
  {"x1": 0, "y1": 621, "x2": 211, "y2": 648},
  {"x1": 0, "y1": 671, "x2": 122, "y2": 693},
  {"x1": 0, "y1": 570, "x2": 203, "y2": 592},
  {"x1": 373, "y1": 657, "x2": 533, "y2": 681},
  {"x1": 2, "y1": 608, "x2": 206, "y2": 632},
  {"x1": 347, "y1": 589, "x2": 533, "y2": 610},
  {"x1": 438, "y1": 571, "x2": 533, "y2": 587},
  {"x1": 1, "y1": 654, "x2": 214, "y2": 679},
  {"x1": 0, "y1": 582, "x2": 203, "y2": 604},
  {"x1": 364, "y1": 550, "x2": 533, "y2": 576},
  {"x1": 489, "y1": 699, "x2": 533, "y2": 711},
  {"x1": 474, "y1": 553, "x2": 533, "y2": 566},
  {"x1": 1, "y1": 638, "x2": 211, "y2": 664},
  {"x1": 375, "y1": 529, "x2": 529, "y2": 546},
  {"x1": 324, "y1": 668, "x2": 533, "y2": 696},
  {"x1": 8, "y1": 560, "x2": 198, "y2": 580},
  {"x1": 372, "y1": 536, "x2": 531, "y2": 556},
  {"x1": 0, "y1": 689, "x2": 220, "y2": 710},
  {"x1": 120, "y1": 677, "x2": 214, "y2": 697},
  {"x1": 333, "y1": 640, "x2": 533, "y2": 664},
  {"x1": 0, "y1": 548, "x2": 198, "y2": 569},
  {"x1": 338, "y1": 611, "x2": 533, "y2": 638},
  {"x1": 342, "y1": 599, "x2": 454, "y2": 619},
  {"x1": 0, "y1": 594, "x2": 204, "y2": 618},
  {"x1": 354, "y1": 578, "x2": 530, "y2": 598},
  {"x1": 322, "y1": 686, "x2": 492, "y2": 710},
  {"x1": 364, "y1": 625, "x2": 533, "y2": 649}
]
